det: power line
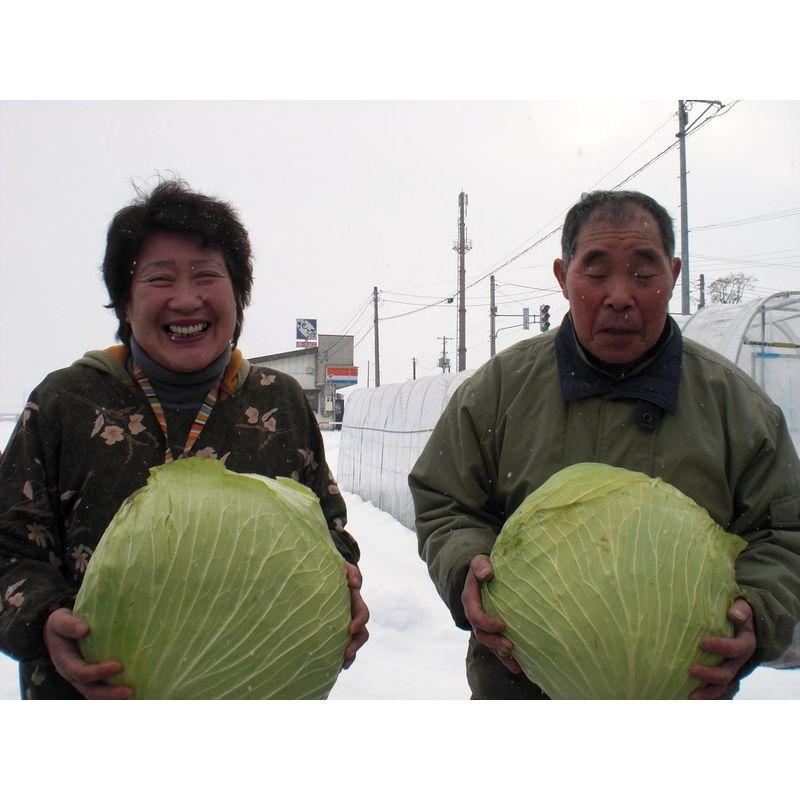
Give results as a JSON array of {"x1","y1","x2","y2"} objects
[
  {"x1": 378, "y1": 296, "x2": 454, "y2": 321},
  {"x1": 382, "y1": 276, "x2": 456, "y2": 292},
  {"x1": 381, "y1": 296, "x2": 497, "y2": 309},
  {"x1": 350, "y1": 316, "x2": 375, "y2": 342},
  {"x1": 465, "y1": 225, "x2": 565, "y2": 291},
  {"x1": 690, "y1": 207, "x2": 800, "y2": 231},
  {"x1": 381, "y1": 289, "x2": 454, "y2": 300},
  {"x1": 494, "y1": 287, "x2": 559, "y2": 307},
  {"x1": 498, "y1": 281, "x2": 557, "y2": 291},
  {"x1": 353, "y1": 324, "x2": 374, "y2": 350},
  {"x1": 325, "y1": 292, "x2": 375, "y2": 342},
  {"x1": 736, "y1": 248, "x2": 800, "y2": 258},
  {"x1": 585, "y1": 112, "x2": 678, "y2": 192},
  {"x1": 339, "y1": 294, "x2": 375, "y2": 336},
  {"x1": 693, "y1": 252, "x2": 800, "y2": 271}
]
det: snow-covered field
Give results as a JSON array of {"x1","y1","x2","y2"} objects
[{"x1": 1, "y1": 425, "x2": 798, "y2": 700}]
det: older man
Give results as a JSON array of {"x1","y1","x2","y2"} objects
[{"x1": 409, "y1": 189, "x2": 800, "y2": 699}]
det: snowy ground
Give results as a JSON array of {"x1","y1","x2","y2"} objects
[{"x1": 1, "y1": 425, "x2": 798, "y2": 700}]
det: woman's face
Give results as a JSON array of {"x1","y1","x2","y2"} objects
[{"x1": 125, "y1": 231, "x2": 237, "y2": 373}]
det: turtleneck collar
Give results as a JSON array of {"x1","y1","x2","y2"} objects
[{"x1": 129, "y1": 337, "x2": 232, "y2": 411}]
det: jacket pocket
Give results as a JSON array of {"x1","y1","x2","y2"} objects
[{"x1": 770, "y1": 494, "x2": 800, "y2": 528}]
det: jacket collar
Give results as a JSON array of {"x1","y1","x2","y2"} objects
[{"x1": 555, "y1": 313, "x2": 683, "y2": 430}]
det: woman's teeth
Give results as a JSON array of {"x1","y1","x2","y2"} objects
[{"x1": 167, "y1": 323, "x2": 208, "y2": 338}]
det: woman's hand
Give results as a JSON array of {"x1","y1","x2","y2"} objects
[
  {"x1": 462, "y1": 554, "x2": 522, "y2": 674},
  {"x1": 342, "y1": 563, "x2": 369, "y2": 669},
  {"x1": 44, "y1": 608, "x2": 133, "y2": 699}
]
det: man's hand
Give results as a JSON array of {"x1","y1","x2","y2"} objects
[
  {"x1": 689, "y1": 599, "x2": 756, "y2": 700},
  {"x1": 44, "y1": 608, "x2": 133, "y2": 699},
  {"x1": 462, "y1": 554, "x2": 522, "y2": 675},
  {"x1": 342, "y1": 563, "x2": 369, "y2": 669}
]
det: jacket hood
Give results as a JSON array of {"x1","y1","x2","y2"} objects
[{"x1": 72, "y1": 346, "x2": 250, "y2": 398}]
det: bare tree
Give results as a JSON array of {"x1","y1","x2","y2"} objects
[{"x1": 707, "y1": 272, "x2": 757, "y2": 304}]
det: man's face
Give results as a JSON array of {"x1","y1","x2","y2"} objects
[{"x1": 553, "y1": 208, "x2": 681, "y2": 366}]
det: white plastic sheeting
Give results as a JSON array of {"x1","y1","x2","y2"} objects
[
  {"x1": 681, "y1": 293, "x2": 800, "y2": 453},
  {"x1": 337, "y1": 371, "x2": 474, "y2": 529}
]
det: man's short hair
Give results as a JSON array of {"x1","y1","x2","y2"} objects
[
  {"x1": 560, "y1": 190, "x2": 676, "y2": 268},
  {"x1": 102, "y1": 179, "x2": 254, "y2": 346}
]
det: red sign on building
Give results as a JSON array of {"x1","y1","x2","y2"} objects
[{"x1": 326, "y1": 366, "x2": 358, "y2": 386}]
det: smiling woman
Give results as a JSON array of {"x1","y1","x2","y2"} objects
[
  {"x1": 0, "y1": 179, "x2": 369, "y2": 699},
  {"x1": 125, "y1": 231, "x2": 237, "y2": 374}
]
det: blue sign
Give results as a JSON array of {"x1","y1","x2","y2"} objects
[{"x1": 296, "y1": 318, "x2": 318, "y2": 342}]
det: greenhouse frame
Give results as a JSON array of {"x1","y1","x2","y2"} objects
[{"x1": 680, "y1": 292, "x2": 800, "y2": 453}]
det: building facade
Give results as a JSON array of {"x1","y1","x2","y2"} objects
[{"x1": 250, "y1": 334, "x2": 357, "y2": 426}]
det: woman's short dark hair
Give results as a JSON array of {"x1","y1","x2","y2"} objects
[
  {"x1": 560, "y1": 190, "x2": 676, "y2": 270},
  {"x1": 102, "y1": 179, "x2": 253, "y2": 346}
]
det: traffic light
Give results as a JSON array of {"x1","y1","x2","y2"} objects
[
  {"x1": 522, "y1": 307, "x2": 530, "y2": 330},
  {"x1": 539, "y1": 304, "x2": 550, "y2": 332}
]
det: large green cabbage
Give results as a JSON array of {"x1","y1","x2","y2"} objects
[
  {"x1": 482, "y1": 463, "x2": 747, "y2": 699},
  {"x1": 73, "y1": 458, "x2": 351, "y2": 699}
]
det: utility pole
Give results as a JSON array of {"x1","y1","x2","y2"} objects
[
  {"x1": 412, "y1": 357, "x2": 417, "y2": 380},
  {"x1": 489, "y1": 275, "x2": 497, "y2": 357},
  {"x1": 698, "y1": 274, "x2": 706, "y2": 309},
  {"x1": 677, "y1": 99, "x2": 723, "y2": 316},
  {"x1": 437, "y1": 336, "x2": 451, "y2": 373},
  {"x1": 452, "y1": 191, "x2": 472, "y2": 372},
  {"x1": 373, "y1": 286, "x2": 381, "y2": 388},
  {"x1": 678, "y1": 100, "x2": 690, "y2": 315}
]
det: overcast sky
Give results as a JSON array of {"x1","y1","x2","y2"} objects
[{"x1": 1, "y1": 99, "x2": 798, "y2": 408}]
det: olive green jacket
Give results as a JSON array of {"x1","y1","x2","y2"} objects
[
  {"x1": 0, "y1": 347, "x2": 358, "y2": 698},
  {"x1": 409, "y1": 319, "x2": 800, "y2": 698}
]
